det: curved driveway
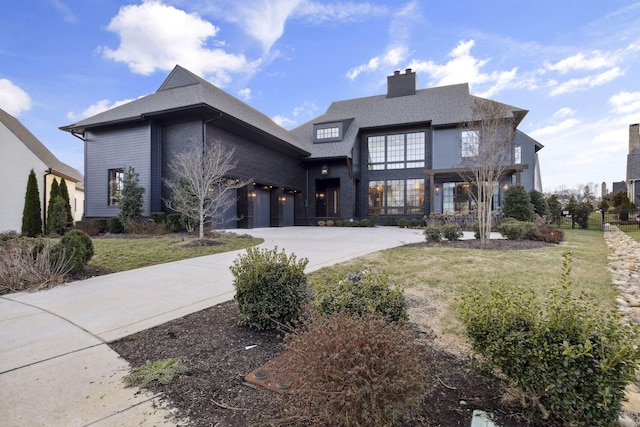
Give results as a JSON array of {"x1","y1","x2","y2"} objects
[{"x1": 0, "y1": 226, "x2": 424, "y2": 426}]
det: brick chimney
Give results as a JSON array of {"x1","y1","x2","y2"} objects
[
  {"x1": 387, "y1": 68, "x2": 417, "y2": 98},
  {"x1": 630, "y1": 123, "x2": 640, "y2": 153}
]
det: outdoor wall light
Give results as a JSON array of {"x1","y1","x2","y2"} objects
[
  {"x1": 321, "y1": 165, "x2": 329, "y2": 175},
  {"x1": 435, "y1": 185, "x2": 440, "y2": 194}
]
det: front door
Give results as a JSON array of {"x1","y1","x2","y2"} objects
[{"x1": 316, "y1": 178, "x2": 340, "y2": 218}]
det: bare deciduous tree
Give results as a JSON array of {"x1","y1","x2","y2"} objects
[
  {"x1": 163, "y1": 140, "x2": 248, "y2": 239},
  {"x1": 459, "y1": 98, "x2": 516, "y2": 244}
]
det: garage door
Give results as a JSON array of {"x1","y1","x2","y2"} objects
[{"x1": 253, "y1": 189, "x2": 271, "y2": 228}]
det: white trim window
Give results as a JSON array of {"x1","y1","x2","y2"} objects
[
  {"x1": 461, "y1": 130, "x2": 479, "y2": 158},
  {"x1": 514, "y1": 145, "x2": 522, "y2": 164}
]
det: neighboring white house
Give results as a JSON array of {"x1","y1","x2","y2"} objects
[{"x1": 0, "y1": 109, "x2": 83, "y2": 233}]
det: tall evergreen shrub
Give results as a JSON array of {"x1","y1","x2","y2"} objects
[
  {"x1": 22, "y1": 169, "x2": 42, "y2": 237},
  {"x1": 119, "y1": 167, "x2": 145, "y2": 228},
  {"x1": 502, "y1": 184, "x2": 535, "y2": 222},
  {"x1": 58, "y1": 178, "x2": 73, "y2": 225},
  {"x1": 46, "y1": 178, "x2": 59, "y2": 234}
]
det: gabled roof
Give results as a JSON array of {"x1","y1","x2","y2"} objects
[
  {"x1": 291, "y1": 83, "x2": 528, "y2": 159},
  {"x1": 60, "y1": 65, "x2": 309, "y2": 156},
  {"x1": 0, "y1": 108, "x2": 83, "y2": 182}
]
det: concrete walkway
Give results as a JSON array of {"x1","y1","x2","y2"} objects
[{"x1": 0, "y1": 226, "x2": 424, "y2": 426}]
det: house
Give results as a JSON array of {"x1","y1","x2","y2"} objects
[
  {"x1": 0, "y1": 109, "x2": 84, "y2": 233},
  {"x1": 60, "y1": 66, "x2": 542, "y2": 229},
  {"x1": 626, "y1": 123, "x2": 640, "y2": 205}
]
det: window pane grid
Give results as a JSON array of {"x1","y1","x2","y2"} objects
[
  {"x1": 316, "y1": 127, "x2": 340, "y2": 139},
  {"x1": 368, "y1": 132, "x2": 425, "y2": 170}
]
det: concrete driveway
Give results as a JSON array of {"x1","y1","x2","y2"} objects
[{"x1": 0, "y1": 226, "x2": 424, "y2": 426}]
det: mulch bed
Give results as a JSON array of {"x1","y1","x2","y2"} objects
[{"x1": 104, "y1": 239, "x2": 552, "y2": 426}]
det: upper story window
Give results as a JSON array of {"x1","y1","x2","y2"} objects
[
  {"x1": 514, "y1": 145, "x2": 522, "y2": 164},
  {"x1": 461, "y1": 130, "x2": 479, "y2": 158},
  {"x1": 108, "y1": 168, "x2": 124, "y2": 206},
  {"x1": 367, "y1": 131, "x2": 425, "y2": 170},
  {"x1": 316, "y1": 127, "x2": 340, "y2": 140}
]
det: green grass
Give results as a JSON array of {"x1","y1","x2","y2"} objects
[
  {"x1": 309, "y1": 230, "x2": 614, "y2": 341},
  {"x1": 89, "y1": 236, "x2": 262, "y2": 272}
]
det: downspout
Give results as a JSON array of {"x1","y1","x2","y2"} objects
[{"x1": 43, "y1": 168, "x2": 52, "y2": 234}]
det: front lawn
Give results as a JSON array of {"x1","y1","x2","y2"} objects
[{"x1": 88, "y1": 234, "x2": 263, "y2": 272}]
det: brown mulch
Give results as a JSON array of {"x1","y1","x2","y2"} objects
[{"x1": 102, "y1": 239, "x2": 551, "y2": 426}]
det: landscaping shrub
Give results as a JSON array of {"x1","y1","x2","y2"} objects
[
  {"x1": 109, "y1": 217, "x2": 124, "y2": 234},
  {"x1": 0, "y1": 238, "x2": 72, "y2": 294},
  {"x1": 350, "y1": 220, "x2": 360, "y2": 227},
  {"x1": 409, "y1": 218, "x2": 420, "y2": 228},
  {"x1": 231, "y1": 246, "x2": 308, "y2": 330},
  {"x1": 536, "y1": 225, "x2": 564, "y2": 244},
  {"x1": 150, "y1": 212, "x2": 166, "y2": 224},
  {"x1": 397, "y1": 218, "x2": 408, "y2": 228},
  {"x1": 359, "y1": 219, "x2": 371, "y2": 227},
  {"x1": 424, "y1": 225, "x2": 442, "y2": 242},
  {"x1": 573, "y1": 202, "x2": 592, "y2": 229},
  {"x1": 166, "y1": 214, "x2": 182, "y2": 232},
  {"x1": 74, "y1": 220, "x2": 102, "y2": 236},
  {"x1": 503, "y1": 184, "x2": 535, "y2": 222},
  {"x1": 384, "y1": 216, "x2": 395, "y2": 226},
  {"x1": 93, "y1": 218, "x2": 107, "y2": 234},
  {"x1": 313, "y1": 270, "x2": 407, "y2": 322},
  {"x1": 282, "y1": 312, "x2": 427, "y2": 426},
  {"x1": 498, "y1": 218, "x2": 539, "y2": 240},
  {"x1": 58, "y1": 229, "x2": 94, "y2": 273},
  {"x1": 457, "y1": 253, "x2": 640, "y2": 426},
  {"x1": 317, "y1": 220, "x2": 326, "y2": 226},
  {"x1": 326, "y1": 220, "x2": 334, "y2": 226},
  {"x1": 369, "y1": 214, "x2": 379, "y2": 226},
  {"x1": 442, "y1": 223, "x2": 463, "y2": 241},
  {"x1": 125, "y1": 220, "x2": 170, "y2": 235}
]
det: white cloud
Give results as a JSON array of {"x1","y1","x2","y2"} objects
[
  {"x1": 238, "y1": 88, "x2": 252, "y2": 101},
  {"x1": 0, "y1": 79, "x2": 32, "y2": 116},
  {"x1": 609, "y1": 91, "x2": 640, "y2": 114},
  {"x1": 347, "y1": 46, "x2": 409, "y2": 80},
  {"x1": 65, "y1": 98, "x2": 135, "y2": 122},
  {"x1": 272, "y1": 100, "x2": 319, "y2": 129},
  {"x1": 553, "y1": 107, "x2": 576, "y2": 119},
  {"x1": 549, "y1": 67, "x2": 624, "y2": 96},
  {"x1": 545, "y1": 50, "x2": 619, "y2": 74},
  {"x1": 100, "y1": 0, "x2": 259, "y2": 86},
  {"x1": 530, "y1": 118, "x2": 581, "y2": 139},
  {"x1": 272, "y1": 114, "x2": 298, "y2": 128},
  {"x1": 295, "y1": 1, "x2": 387, "y2": 24},
  {"x1": 346, "y1": 1, "x2": 419, "y2": 80},
  {"x1": 51, "y1": 0, "x2": 78, "y2": 23}
]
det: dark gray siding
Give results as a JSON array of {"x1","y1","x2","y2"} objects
[
  {"x1": 432, "y1": 128, "x2": 463, "y2": 169},
  {"x1": 149, "y1": 122, "x2": 162, "y2": 213},
  {"x1": 84, "y1": 125, "x2": 151, "y2": 218},
  {"x1": 514, "y1": 131, "x2": 537, "y2": 190}
]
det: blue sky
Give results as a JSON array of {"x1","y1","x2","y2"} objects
[{"x1": 1, "y1": 0, "x2": 639, "y2": 194}]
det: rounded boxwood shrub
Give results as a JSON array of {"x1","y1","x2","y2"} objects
[
  {"x1": 397, "y1": 218, "x2": 409, "y2": 228},
  {"x1": 498, "y1": 218, "x2": 539, "y2": 240},
  {"x1": 231, "y1": 246, "x2": 308, "y2": 330},
  {"x1": 58, "y1": 229, "x2": 94, "y2": 273},
  {"x1": 283, "y1": 312, "x2": 427, "y2": 426},
  {"x1": 109, "y1": 216, "x2": 124, "y2": 234},
  {"x1": 458, "y1": 253, "x2": 640, "y2": 425},
  {"x1": 442, "y1": 223, "x2": 463, "y2": 241},
  {"x1": 424, "y1": 225, "x2": 442, "y2": 242},
  {"x1": 409, "y1": 218, "x2": 420, "y2": 228},
  {"x1": 359, "y1": 218, "x2": 371, "y2": 227},
  {"x1": 313, "y1": 270, "x2": 407, "y2": 322},
  {"x1": 369, "y1": 214, "x2": 379, "y2": 226}
]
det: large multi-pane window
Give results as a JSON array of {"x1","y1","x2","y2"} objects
[
  {"x1": 108, "y1": 168, "x2": 124, "y2": 206},
  {"x1": 441, "y1": 181, "x2": 500, "y2": 214},
  {"x1": 368, "y1": 179, "x2": 425, "y2": 214},
  {"x1": 367, "y1": 132, "x2": 425, "y2": 170},
  {"x1": 461, "y1": 130, "x2": 479, "y2": 157}
]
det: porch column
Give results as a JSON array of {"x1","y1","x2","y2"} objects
[{"x1": 428, "y1": 172, "x2": 435, "y2": 214}]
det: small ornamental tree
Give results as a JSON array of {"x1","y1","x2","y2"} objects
[
  {"x1": 46, "y1": 178, "x2": 59, "y2": 234},
  {"x1": 58, "y1": 178, "x2": 73, "y2": 225},
  {"x1": 48, "y1": 196, "x2": 68, "y2": 235},
  {"x1": 529, "y1": 189, "x2": 549, "y2": 217},
  {"x1": 502, "y1": 184, "x2": 534, "y2": 222},
  {"x1": 22, "y1": 169, "x2": 42, "y2": 237},
  {"x1": 118, "y1": 167, "x2": 145, "y2": 228},
  {"x1": 546, "y1": 194, "x2": 561, "y2": 223}
]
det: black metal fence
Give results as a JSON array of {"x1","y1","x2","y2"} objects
[{"x1": 551, "y1": 209, "x2": 640, "y2": 232}]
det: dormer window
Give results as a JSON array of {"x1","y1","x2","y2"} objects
[
  {"x1": 314, "y1": 122, "x2": 343, "y2": 143},
  {"x1": 316, "y1": 127, "x2": 340, "y2": 140}
]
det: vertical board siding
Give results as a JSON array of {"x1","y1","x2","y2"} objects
[{"x1": 85, "y1": 125, "x2": 151, "y2": 218}]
